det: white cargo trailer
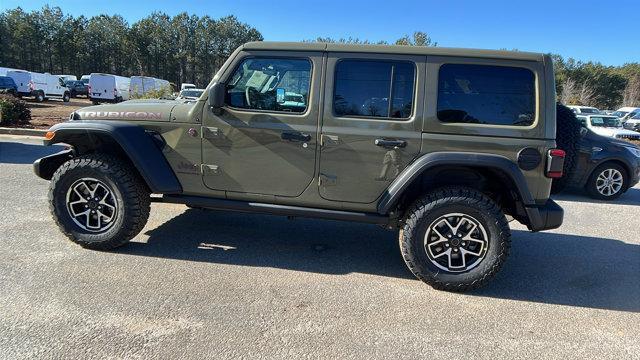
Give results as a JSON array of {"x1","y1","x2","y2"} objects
[
  {"x1": 88, "y1": 73, "x2": 131, "y2": 104},
  {"x1": 129, "y1": 76, "x2": 171, "y2": 97},
  {"x1": 7, "y1": 70, "x2": 70, "y2": 102}
]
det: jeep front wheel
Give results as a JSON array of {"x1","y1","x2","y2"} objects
[
  {"x1": 400, "y1": 187, "x2": 511, "y2": 292},
  {"x1": 49, "y1": 154, "x2": 150, "y2": 250}
]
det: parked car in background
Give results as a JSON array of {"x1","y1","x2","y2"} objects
[
  {"x1": 65, "y1": 80, "x2": 88, "y2": 98},
  {"x1": 80, "y1": 75, "x2": 90, "y2": 84},
  {"x1": 576, "y1": 114, "x2": 640, "y2": 140},
  {"x1": 567, "y1": 105, "x2": 601, "y2": 114},
  {"x1": 88, "y1": 73, "x2": 130, "y2": 104},
  {"x1": 613, "y1": 107, "x2": 640, "y2": 120},
  {"x1": 180, "y1": 83, "x2": 196, "y2": 90},
  {"x1": 130, "y1": 76, "x2": 171, "y2": 97},
  {"x1": 0, "y1": 76, "x2": 18, "y2": 96},
  {"x1": 623, "y1": 112, "x2": 640, "y2": 132},
  {"x1": 601, "y1": 109, "x2": 615, "y2": 115},
  {"x1": 561, "y1": 127, "x2": 640, "y2": 199},
  {"x1": 7, "y1": 70, "x2": 70, "y2": 102},
  {"x1": 177, "y1": 88, "x2": 205, "y2": 101}
]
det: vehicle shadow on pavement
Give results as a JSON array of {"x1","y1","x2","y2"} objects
[
  {"x1": 124, "y1": 209, "x2": 639, "y2": 313},
  {"x1": 0, "y1": 141, "x2": 62, "y2": 164},
  {"x1": 474, "y1": 229, "x2": 639, "y2": 313},
  {"x1": 553, "y1": 187, "x2": 640, "y2": 206}
]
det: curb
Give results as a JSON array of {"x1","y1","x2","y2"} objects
[{"x1": 0, "y1": 127, "x2": 46, "y2": 137}]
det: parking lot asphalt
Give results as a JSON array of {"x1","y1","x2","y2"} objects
[{"x1": 0, "y1": 135, "x2": 638, "y2": 359}]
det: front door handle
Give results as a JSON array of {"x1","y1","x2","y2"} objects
[
  {"x1": 375, "y1": 138, "x2": 407, "y2": 148},
  {"x1": 281, "y1": 131, "x2": 311, "y2": 142}
]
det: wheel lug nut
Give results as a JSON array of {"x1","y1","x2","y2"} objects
[
  {"x1": 453, "y1": 248, "x2": 459, "y2": 252},
  {"x1": 447, "y1": 234, "x2": 452, "y2": 238},
  {"x1": 445, "y1": 243, "x2": 450, "y2": 247},
  {"x1": 85, "y1": 204, "x2": 88, "y2": 208},
  {"x1": 461, "y1": 242, "x2": 466, "y2": 246}
]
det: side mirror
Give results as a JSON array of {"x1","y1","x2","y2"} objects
[{"x1": 208, "y1": 82, "x2": 225, "y2": 109}]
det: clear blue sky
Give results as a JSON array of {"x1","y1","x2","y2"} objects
[{"x1": 2, "y1": 0, "x2": 639, "y2": 66}]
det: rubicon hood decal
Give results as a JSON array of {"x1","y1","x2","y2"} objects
[{"x1": 77, "y1": 111, "x2": 163, "y2": 120}]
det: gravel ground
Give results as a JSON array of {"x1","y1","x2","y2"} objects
[{"x1": 0, "y1": 135, "x2": 638, "y2": 359}]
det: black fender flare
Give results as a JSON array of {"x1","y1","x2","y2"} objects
[
  {"x1": 38, "y1": 120, "x2": 182, "y2": 194},
  {"x1": 377, "y1": 152, "x2": 535, "y2": 214}
]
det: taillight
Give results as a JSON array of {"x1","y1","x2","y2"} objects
[
  {"x1": 114, "y1": 88, "x2": 117, "y2": 95},
  {"x1": 29, "y1": 80, "x2": 35, "y2": 91},
  {"x1": 546, "y1": 149, "x2": 566, "y2": 178},
  {"x1": 88, "y1": 85, "x2": 92, "y2": 92}
]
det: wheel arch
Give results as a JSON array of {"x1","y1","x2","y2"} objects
[
  {"x1": 37, "y1": 121, "x2": 182, "y2": 194},
  {"x1": 377, "y1": 152, "x2": 536, "y2": 222}
]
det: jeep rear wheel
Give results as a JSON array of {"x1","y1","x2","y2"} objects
[
  {"x1": 49, "y1": 154, "x2": 150, "y2": 250},
  {"x1": 400, "y1": 187, "x2": 511, "y2": 292}
]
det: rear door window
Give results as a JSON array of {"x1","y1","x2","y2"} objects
[
  {"x1": 437, "y1": 64, "x2": 536, "y2": 126},
  {"x1": 333, "y1": 60, "x2": 415, "y2": 119}
]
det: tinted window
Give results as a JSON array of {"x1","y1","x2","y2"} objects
[
  {"x1": 226, "y1": 57, "x2": 311, "y2": 113},
  {"x1": 334, "y1": 60, "x2": 415, "y2": 119},
  {"x1": 437, "y1": 64, "x2": 535, "y2": 126}
]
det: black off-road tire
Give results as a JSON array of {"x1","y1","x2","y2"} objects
[
  {"x1": 35, "y1": 91, "x2": 45, "y2": 102},
  {"x1": 585, "y1": 162, "x2": 628, "y2": 200},
  {"x1": 399, "y1": 187, "x2": 511, "y2": 292},
  {"x1": 551, "y1": 103, "x2": 582, "y2": 194},
  {"x1": 49, "y1": 154, "x2": 150, "y2": 250},
  {"x1": 62, "y1": 91, "x2": 70, "y2": 102}
]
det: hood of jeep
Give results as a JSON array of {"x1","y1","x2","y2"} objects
[{"x1": 73, "y1": 99, "x2": 178, "y2": 122}]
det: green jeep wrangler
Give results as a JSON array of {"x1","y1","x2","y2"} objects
[{"x1": 34, "y1": 42, "x2": 565, "y2": 291}]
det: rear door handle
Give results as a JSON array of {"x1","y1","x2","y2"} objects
[
  {"x1": 281, "y1": 131, "x2": 311, "y2": 142},
  {"x1": 375, "y1": 138, "x2": 407, "y2": 148}
]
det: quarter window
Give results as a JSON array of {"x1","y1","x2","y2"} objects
[
  {"x1": 437, "y1": 64, "x2": 536, "y2": 126},
  {"x1": 334, "y1": 60, "x2": 415, "y2": 119},
  {"x1": 226, "y1": 57, "x2": 311, "y2": 113}
]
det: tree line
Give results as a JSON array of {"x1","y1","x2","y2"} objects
[
  {"x1": 1, "y1": 6, "x2": 639, "y2": 108},
  {"x1": 0, "y1": 6, "x2": 263, "y2": 87}
]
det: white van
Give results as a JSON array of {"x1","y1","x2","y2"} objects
[
  {"x1": 0, "y1": 67, "x2": 20, "y2": 76},
  {"x1": 7, "y1": 70, "x2": 70, "y2": 102},
  {"x1": 88, "y1": 73, "x2": 131, "y2": 104},
  {"x1": 129, "y1": 76, "x2": 171, "y2": 97}
]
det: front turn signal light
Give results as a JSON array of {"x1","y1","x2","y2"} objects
[{"x1": 44, "y1": 131, "x2": 55, "y2": 140}]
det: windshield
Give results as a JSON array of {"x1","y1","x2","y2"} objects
[
  {"x1": 590, "y1": 116, "x2": 621, "y2": 128},
  {"x1": 631, "y1": 112, "x2": 640, "y2": 120},
  {"x1": 612, "y1": 111, "x2": 628, "y2": 118},
  {"x1": 580, "y1": 107, "x2": 600, "y2": 114},
  {"x1": 180, "y1": 90, "x2": 203, "y2": 98}
]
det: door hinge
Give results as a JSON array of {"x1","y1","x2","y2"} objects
[
  {"x1": 319, "y1": 173, "x2": 337, "y2": 186},
  {"x1": 201, "y1": 126, "x2": 220, "y2": 139},
  {"x1": 201, "y1": 164, "x2": 220, "y2": 175}
]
